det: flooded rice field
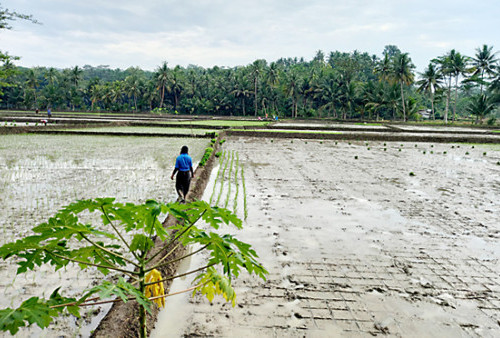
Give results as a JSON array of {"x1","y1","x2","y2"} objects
[
  {"x1": 159, "y1": 137, "x2": 500, "y2": 337},
  {"x1": 0, "y1": 134, "x2": 208, "y2": 337},
  {"x1": 60, "y1": 126, "x2": 217, "y2": 135}
]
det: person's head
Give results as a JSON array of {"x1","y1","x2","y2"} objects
[{"x1": 180, "y1": 145, "x2": 189, "y2": 154}]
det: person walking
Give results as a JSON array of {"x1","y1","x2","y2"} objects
[{"x1": 171, "y1": 145, "x2": 194, "y2": 203}]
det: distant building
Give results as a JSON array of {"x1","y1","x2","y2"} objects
[{"x1": 417, "y1": 109, "x2": 432, "y2": 119}]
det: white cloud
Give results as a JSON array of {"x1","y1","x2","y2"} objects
[{"x1": 1, "y1": 0, "x2": 499, "y2": 71}]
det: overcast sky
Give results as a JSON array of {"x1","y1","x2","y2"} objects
[{"x1": 1, "y1": 0, "x2": 499, "y2": 73}]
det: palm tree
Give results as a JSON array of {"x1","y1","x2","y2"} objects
[
  {"x1": 70, "y1": 66, "x2": 83, "y2": 88},
  {"x1": 45, "y1": 67, "x2": 58, "y2": 86},
  {"x1": 472, "y1": 44, "x2": 498, "y2": 94},
  {"x1": 155, "y1": 62, "x2": 169, "y2": 108},
  {"x1": 249, "y1": 59, "x2": 266, "y2": 116},
  {"x1": 283, "y1": 70, "x2": 301, "y2": 118},
  {"x1": 168, "y1": 66, "x2": 184, "y2": 112},
  {"x1": 374, "y1": 53, "x2": 392, "y2": 82},
  {"x1": 124, "y1": 75, "x2": 142, "y2": 112},
  {"x1": 433, "y1": 52, "x2": 454, "y2": 123},
  {"x1": 265, "y1": 62, "x2": 281, "y2": 115},
  {"x1": 417, "y1": 63, "x2": 443, "y2": 120},
  {"x1": 89, "y1": 84, "x2": 102, "y2": 111},
  {"x1": 364, "y1": 81, "x2": 387, "y2": 120},
  {"x1": 449, "y1": 51, "x2": 470, "y2": 121},
  {"x1": 391, "y1": 53, "x2": 415, "y2": 121},
  {"x1": 231, "y1": 76, "x2": 251, "y2": 116},
  {"x1": 467, "y1": 93, "x2": 496, "y2": 123},
  {"x1": 25, "y1": 69, "x2": 39, "y2": 109},
  {"x1": 313, "y1": 71, "x2": 338, "y2": 118},
  {"x1": 339, "y1": 81, "x2": 357, "y2": 119},
  {"x1": 385, "y1": 83, "x2": 400, "y2": 120}
]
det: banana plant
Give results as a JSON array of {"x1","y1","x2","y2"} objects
[{"x1": 0, "y1": 198, "x2": 267, "y2": 337}]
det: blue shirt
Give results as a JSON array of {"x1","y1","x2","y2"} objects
[{"x1": 175, "y1": 153, "x2": 193, "y2": 172}]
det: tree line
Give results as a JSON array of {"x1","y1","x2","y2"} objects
[{"x1": 2, "y1": 44, "x2": 498, "y2": 123}]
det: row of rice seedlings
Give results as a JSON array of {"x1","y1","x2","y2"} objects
[
  {"x1": 241, "y1": 164, "x2": 248, "y2": 220},
  {"x1": 215, "y1": 150, "x2": 231, "y2": 207},
  {"x1": 233, "y1": 152, "x2": 240, "y2": 215},
  {"x1": 224, "y1": 151, "x2": 235, "y2": 209},
  {"x1": 209, "y1": 150, "x2": 226, "y2": 205}
]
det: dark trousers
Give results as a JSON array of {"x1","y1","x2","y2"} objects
[{"x1": 176, "y1": 171, "x2": 191, "y2": 198}]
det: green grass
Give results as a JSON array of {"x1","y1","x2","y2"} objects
[
  {"x1": 355, "y1": 123, "x2": 382, "y2": 126},
  {"x1": 59, "y1": 126, "x2": 216, "y2": 135},
  {"x1": 176, "y1": 120, "x2": 270, "y2": 127},
  {"x1": 461, "y1": 143, "x2": 500, "y2": 151},
  {"x1": 233, "y1": 129, "x2": 342, "y2": 134}
]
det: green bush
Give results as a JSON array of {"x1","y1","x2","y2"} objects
[{"x1": 199, "y1": 147, "x2": 214, "y2": 167}]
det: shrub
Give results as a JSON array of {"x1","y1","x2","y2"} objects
[{"x1": 199, "y1": 147, "x2": 214, "y2": 167}]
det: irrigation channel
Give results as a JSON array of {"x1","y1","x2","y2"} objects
[{"x1": 1, "y1": 112, "x2": 499, "y2": 336}]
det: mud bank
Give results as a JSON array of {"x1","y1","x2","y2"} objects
[
  {"x1": 226, "y1": 129, "x2": 500, "y2": 144},
  {"x1": 167, "y1": 137, "x2": 500, "y2": 337}
]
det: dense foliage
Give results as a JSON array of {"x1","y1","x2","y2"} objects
[{"x1": 1, "y1": 46, "x2": 499, "y2": 122}]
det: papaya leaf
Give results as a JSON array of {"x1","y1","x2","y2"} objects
[
  {"x1": 193, "y1": 267, "x2": 236, "y2": 307},
  {"x1": 0, "y1": 289, "x2": 78, "y2": 335},
  {"x1": 83, "y1": 278, "x2": 151, "y2": 313},
  {"x1": 130, "y1": 234, "x2": 154, "y2": 253}
]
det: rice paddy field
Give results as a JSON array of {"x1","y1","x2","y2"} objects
[
  {"x1": 60, "y1": 126, "x2": 218, "y2": 135},
  {"x1": 0, "y1": 133, "x2": 209, "y2": 337}
]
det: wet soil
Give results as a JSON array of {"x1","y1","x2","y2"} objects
[{"x1": 159, "y1": 137, "x2": 500, "y2": 337}]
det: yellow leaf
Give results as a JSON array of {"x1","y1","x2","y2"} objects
[{"x1": 145, "y1": 269, "x2": 165, "y2": 308}]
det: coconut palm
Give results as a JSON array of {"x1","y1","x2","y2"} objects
[
  {"x1": 70, "y1": 66, "x2": 83, "y2": 88},
  {"x1": 391, "y1": 53, "x2": 415, "y2": 121},
  {"x1": 283, "y1": 70, "x2": 301, "y2": 118},
  {"x1": 433, "y1": 51, "x2": 455, "y2": 123},
  {"x1": 364, "y1": 81, "x2": 387, "y2": 120},
  {"x1": 44, "y1": 67, "x2": 58, "y2": 86},
  {"x1": 374, "y1": 53, "x2": 392, "y2": 82},
  {"x1": 417, "y1": 63, "x2": 443, "y2": 120},
  {"x1": 124, "y1": 75, "x2": 142, "y2": 112},
  {"x1": 314, "y1": 72, "x2": 339, "y2": 118},
  {"x1": 155, "y1": 62, "x2": 169, "y2": 108},
  {"x1": 449, "y1": 51, "x2": 470, "y2": 121},
  {"x1": 467, "y1": 93, "x2": 496, "y2": 123},
  {"x1": 472, "y1": 44, "x2": 498, "y2": 94},
  {"x1": 249, "y1": 59, "x2": 266, "y2": 116},
  {"x1": 231, "y1": 76, "x2": 252, "y2": 116},
  {"x1": 168, "y1": 66, "x2": 184, "y2": 113},
  {"x1": 25, "y1": 69, "x2": 39, "y2": 109}
]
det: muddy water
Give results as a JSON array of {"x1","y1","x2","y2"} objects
[
  {"x1": 0, "y1": 134, "x2": 208, "y2": 337},
  {"x1": 157, "y1": 137, "x2": 499, "y2": 337}
]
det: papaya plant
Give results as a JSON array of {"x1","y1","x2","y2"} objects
[{"x1": 0, "y1": 198, "x2": 267, "y2": 337}]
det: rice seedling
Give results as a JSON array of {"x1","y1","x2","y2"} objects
[
  {"x1": 224, "y1": 151, "x2": 235, "y2": 209},
  {"x1": 241, "y1": 166, "x2": 248, "y2": 220},
  {"x1": 233, "y1": 153, "x2": 240, "y2": 215},
  {"x1": 209, "y1": 151, "x2": 226, "y2": 205},
  {"x1": 216, "y1": 150, "x2": 230, "y2": 206}
]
